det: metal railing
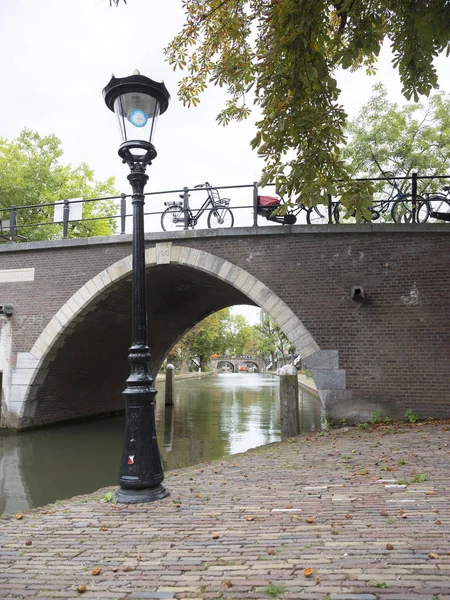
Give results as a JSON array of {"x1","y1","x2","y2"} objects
[{"x1": 1, "y1": 173, "x2": 449, "y2": 243}]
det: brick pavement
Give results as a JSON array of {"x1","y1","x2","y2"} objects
[{"x1": 1, "y1": 421, "x2": 449, "y2": 600}]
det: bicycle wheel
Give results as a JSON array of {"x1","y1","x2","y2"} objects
[
  {"x1": 416, "y1": 199, "x2": 431, "y2": 223},
  {"x1": 391, "y1": 195, "x2": 424, "y2": 223},
  {"x1": 207, "y1": 206, "x2": 234, "y2": 229},
  {"x1": 161, "y1": 207, "x2": 186, "y2": 232},
  {"x1": 421, "y1": 195, "x2": 450, "y2": 223},
  {"x1": 306, "y1": 205, "x2": 328, "y2": 224}
]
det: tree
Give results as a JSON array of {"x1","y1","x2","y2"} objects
[
  {"x1": 172, "y1": 309, "x2": 256, "y2": 370},
  {"x1": 253, "y1": 314, "x2": 293, "y2": 369},
  {"x1": 342, "y1": 83, "x2": 450, "y2": 195},
  {"x1": 160, "y1": 0, "x2": 450, "y2": 217},
  {"x1": 220, "y1": 313, "x2": 254, "y2": 357},
  {"x1": 0, "y1": 129, "x2": 119, "y2": 242},
  {"x1": 178, "y1": 308, "x2": 231, "y2": 369}
]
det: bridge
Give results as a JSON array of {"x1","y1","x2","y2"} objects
[
  {"x1": 0, "y1": 223, "x2": 449, "y2": 429},
  {"x1": 210, "y1": 358, "x2": 267, "y2": 372}
]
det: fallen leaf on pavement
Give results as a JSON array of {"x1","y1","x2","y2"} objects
[
  {"x1": 77, "y1": 585, "x2": 86, "y2": 593},
  {"x1": 303, "y1": 568, "x2": 314, "y2": 577},
  {"x1": 91, "y1": 568, "x2": 101, "y2": 576}
]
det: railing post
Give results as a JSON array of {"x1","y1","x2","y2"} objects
[
  {"x1": 120, "y1": 193, "x2": 127, "y2": 234},
  {"x1": 183, "y1": 186, "x2": 189, "y2": 230},
  {"x1": 327, "y1": 194, "x2": 333, "y2": 224},
  {"x1": 253, "y1": 182, "x2": 259, "y2": 227},
  {"x1": 9, "y1": 207, "x2": 16, "y2": 242},
  {"x1": 411, "y1": 172, "x2": 418, "y2": 224},
  {"x1": 63, "y1": 199, "x2": 69, "y2": 238}
]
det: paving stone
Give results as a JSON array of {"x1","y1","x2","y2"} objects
[{"x1": 1, "y1": 421, "x2": 450, "y2": 599}]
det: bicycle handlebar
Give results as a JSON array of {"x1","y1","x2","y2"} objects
[{"x1": 194, "y1": 182, "x2": 211, "y2": 189}]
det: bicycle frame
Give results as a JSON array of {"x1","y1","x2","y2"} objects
[{"x1": 188, "y1": 189, "x2": 217, "y2": 227}]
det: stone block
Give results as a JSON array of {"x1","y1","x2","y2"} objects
[
  {"x1": 304, "y1": 350, "x2": 339, "y2": 370},
  {"x1": 15, "y1": 353, "x2": 39, "y2": 370},
  {"x1": 238, "y1": 274, "x2": 258, "y2": 295},
  {"x1": 11, "y1": 369, "x2": 34, "y2": 386},
  {"x1": 260, "y1": 292, "x2": 280, "y2": 314},
  {"x1": 217, "y1": 260, "x2": 233, "y2": 280},
  {"x1": 274, "y1": 306, "x2": 293, "y2": 328},
  {"x1": 97, "y1": 268, "x2": 114, "y2": 290},
  {"x1": 310, "y1": 368, "x2": 345, "y2": 390},
  {"x1": 186, "y1": 247, "x2": 201, "y2": 267},
  {"x1": 177, "y1": 246, "x2": 191, "y2": 264},
  {"x1": 233, "y1": 268, "x2": 251, "y2": 290},
  {"x1": 247, "y1": 280, "x2": 266, "y2": 303},
  {"x1": 271, "y1": 299, "x2": 288, "y2": 320},
  {"x1": 198, "y1": 252, "x2": 219, "y2": 274},
  {"x1": 168, "y1": 244, "x2": 180, "y2": 263},
  {"x1": 156, "y1": 242, "x2": 172, "y2": 264},
  {"x1": 224, "y1": 265, "x2": 240, "y2": 284},
  {"x1": 282, "y1": 314, "x2": 301, "y2": 335}
]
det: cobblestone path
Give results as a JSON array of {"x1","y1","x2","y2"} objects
[{"x1": 1, "y1": 421, "x2": 449, "y2": 599}]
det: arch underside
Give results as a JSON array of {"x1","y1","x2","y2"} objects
[
  {"x1": 216, "y1": 361, "x2": 236, "y2": 372},
  {"x1": 15, "y1": 244, "x2": 341, "y2": 429}
]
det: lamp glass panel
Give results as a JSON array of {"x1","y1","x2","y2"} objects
[{"x1": 114, "y1": 92, "x2": 160, "y2": 148}]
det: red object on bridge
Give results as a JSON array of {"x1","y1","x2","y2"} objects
[{"x1": 257, "y1": 195, "x2": 279, "y2": 207}]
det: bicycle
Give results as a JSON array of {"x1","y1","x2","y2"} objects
[
  {"x1": 257, "y1": 194, "x2": 333, "y2": 225},
  {"x1": 313, "y1": 178, "x2": 424, "y2": 224},
  {"x1": 416, "y1": 185, "x2": 450, "y2": 223},
  {"x1": 257, "y1": 195, "x2": 307, "y2": 224},
  {"x1": 302, "y1": 189, "x2": 395, "y2": 224},
  {"x1": 160, "y1": 182, "x2": 234, "y2": 232}
]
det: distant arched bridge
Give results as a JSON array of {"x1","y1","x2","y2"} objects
[{"x1": 210, "y1": 358, "x2": 266, "y2": 373}]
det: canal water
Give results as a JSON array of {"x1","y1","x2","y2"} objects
[{"x1": 0, "y1": 373, "x2": 321, "y2": 514}]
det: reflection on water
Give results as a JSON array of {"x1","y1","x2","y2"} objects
[{"x1": 0, "y1": 373, "x2": 322, "y2": 513}]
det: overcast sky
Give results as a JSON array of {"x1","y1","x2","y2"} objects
[{"x1": 1, "y1": 0, "x2": 449, "y2": 323}]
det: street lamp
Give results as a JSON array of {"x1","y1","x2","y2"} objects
[{"x1": 103, "y1": 71, "x2": 170, "y2": 503}]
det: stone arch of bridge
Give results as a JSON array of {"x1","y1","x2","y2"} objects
[
  {"x1": 216, "y1": 360, "x2": 235, "y2": 373},
  {"x1": 13, "y1": 243, "x2": 343, "y2": 428},
  {"x1": 239, "y1": 360, "x2": 262, "y2": 372}
]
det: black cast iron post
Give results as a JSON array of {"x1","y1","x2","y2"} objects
[
  {"x1": 103, "y1": 72, "x2": 170, "y2": 503},
  {"x1": 116, "y1": 159, "x2": 168, "y2": 503}
]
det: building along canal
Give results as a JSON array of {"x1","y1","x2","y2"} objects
[{"x1": 0, "y1": 372, "x2": 322, "y2": 514}]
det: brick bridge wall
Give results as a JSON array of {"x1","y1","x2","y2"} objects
[{"x1": 0, "y1": 224, "x2": 449, "y2": 429}]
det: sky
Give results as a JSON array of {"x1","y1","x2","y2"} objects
[{"x1": 1, "y1": 0, "x2": 449, "y2": 324}]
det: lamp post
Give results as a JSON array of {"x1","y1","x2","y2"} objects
[{"x1": 103, "y1": 72, "x2": 170, "y2": 503}]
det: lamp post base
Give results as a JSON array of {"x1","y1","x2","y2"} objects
[{"x1": 115, "y1": 484, "x2": 170, "y2": 504}]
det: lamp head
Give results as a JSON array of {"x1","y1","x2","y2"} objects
[{"x1": 103, "y1": 72, "x2": 170, "y2": 167}]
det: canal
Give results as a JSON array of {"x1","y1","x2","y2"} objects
[{"x1": 0, "y1": 373, "x2": 321, "y2": 514}]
